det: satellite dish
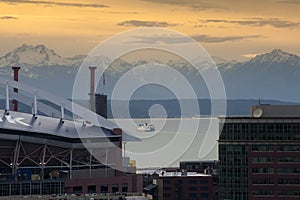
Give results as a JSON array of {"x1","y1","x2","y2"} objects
[{"x1": 253, "y1": 108, "x2": 263, "y2": 118}]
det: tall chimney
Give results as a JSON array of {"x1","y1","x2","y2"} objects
[
  {"x1": 89, "y1": 66, "x2": 97, "y2": 111},
  {"x1": 12, "y1": 66, "x2": 20, "y2": 111}
]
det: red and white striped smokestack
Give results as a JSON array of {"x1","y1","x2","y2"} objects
[
  {"x1": 89, "y1": 66, "x2": 97, "y2": 111},
  {"x1": 12, "y1": 66, "x2": 20, "y2": 111}
]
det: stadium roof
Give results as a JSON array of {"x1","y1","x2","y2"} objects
[{"x1": 0, "y1": 109, "x2": 117, "y2": 139}]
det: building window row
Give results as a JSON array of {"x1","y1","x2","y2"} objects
[
  {"x1": 221, "y1": 123, "x2": 300, "y2": 140},
  {"x1": 252, "y1": 178, "x2": 274, "y2": 185},
  {"x1": 0, "y1": 181, "x2": 64, "y2": 196},
  {"x1": 223, "y1": 123, "x2": 300, "y2": 133},
  {"x1": 278, "y1": 179, "x2": 300, "y2": 185},
  {"x1": 252, "y1": 168, "x2": 300, "y2": 174},
  {"x1": 252, "y1": 168, "x2": 274, "y2": 174},
  {"x1": 253, "y1": 190, "x2": 274, "y2": 196},
  {"x1": 200, "y1": 180, "x2": 209, "y2": 184},
  {"x1": 278, "y1": 168, "x2": 300, "y2": 174},
  {"x1": 252, "y1": 178, "x2": 300, "y2": 185},
  {"x1": 221, "y1": 132, "x2": 300, "y2": 141},
  {"x1": 278, "y1": 145, "x2": 299, "y2": 152},
  {"x1": 188, "y1": 186, "x2": 197, "y2": 191},
  {"x1": 252, "y1": 156, "x2": 274, "y2": 163},
  {"x1": 100, "y1": 183, "x2": 128, "y2": 193},
  {"x1": 164, "y1": 179, "x2": 210, "y2": 185},
  {"x1": 278, "y1": 156, "x2": 300, "y2": 162},
  {"x1": 252, "y1": 145, "x2": 273, "y2": 152},
  {"x1": 163, "y1": 192, "x2": 209, "y2": 199},
  {"x1": 188, "y1": 193, "x2": 209, "y2": 199},
  {"x1": 188, "y1": 180, "x2": 197, "y2": 184},
  {"x1": 278, "y1": 190, "x2": 300, "y2": 196}
]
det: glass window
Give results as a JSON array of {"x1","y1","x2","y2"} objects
[
  {"x1": 188, "y1": 179, "x2": 197, "y2": 184},
  {"x1": 200, "y1": 193, "x2": 209, "y2": 198},
  {"x1": 100, "y1": 184, "x2": 108, "y2": 193},
  {"x1": 189, "y1": 186, "x2": 197, "y2": 191},
  {"x1": 0, "y1": 184, "x2": 9, "y2": 196},
  {"x1": 189, "y1": 193, "x2": 197, "y2": 199},
  {"x1": 278, "y1": 190, "x2": 300, "y2": 196},
  {"x1": 200, "y1": 179, "x2": 208, "y2": 184},
  {"x1": 278, "y1": 179, "x2": 300, "y2": 185},
  {"x1": 252, "y1": 179, "x2": 274, "y2": 185},
  {"x1": 11, "y1": 183, "x2": 21, "y2": 196},
  {"x1": 112, "y1": 184, "x2": 119, "y2": 193},
  {"x1": 252, "y1": 145, "x2": 273, "y2": 152},
  {"x1": 200, "y1": 186, "x2": 209, "y2": 190},
  {"x1": 252, "y1": 168, "x2": 274, "y2": 174},
  {"x1": 122, "y1": 183, "x2": 128, "y2": 193},
  {"x1": 278, "y1": 168, "x2": 300, "y2": 174},
  {"x1": 87, "y1": 185, "x2": 96, "y2": 193},
  {"x1": 73, "y1": 186, "x2": 82, "y2": 194},
  {"x1": 163, "y1": 187, "x2": 171, "y2": 191},
  {"x1": 278, "y1": 156, "x2": 300, "y2": 162},
  {"x1": 253, "y1": 190, "x2": 273, "y2": 196},
  {"x1": 252, "y1": 156, "x2": 273, "y2": 163},
  {"x1": 278, "y1": 145, "x2": 299, "y2": 152}
]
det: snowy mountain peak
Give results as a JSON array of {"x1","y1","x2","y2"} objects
[
  {"x1": 0, "y1": 44, "x2": 84, "y2": 67},
  {"x1": 249, "y1": 49, "x2": 300, "y2": 65}
]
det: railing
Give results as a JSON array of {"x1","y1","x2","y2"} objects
[{"x1": 0, "y1": 77, "x2": 116, "y2": 130}]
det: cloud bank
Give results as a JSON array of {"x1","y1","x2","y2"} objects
[
  {"x1": 1, "y1": 0, "x2": 109, "y2": 8},
  {"x1": 0, "y1": 16, "x2": 18, "y2": 19},
  {"x1": 117, "y1": 20, "x2": 178, "y2": 27},
  {"x1": 200, "y1": 18, "x2": 300, "y2": 29}
]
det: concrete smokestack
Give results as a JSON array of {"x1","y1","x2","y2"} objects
[
  {"x1": 89, "y1": 66, "x2": 97, "y2": 111},
  {"x1": 12, "y1": 66, "x2": 20, "y2": 111}
]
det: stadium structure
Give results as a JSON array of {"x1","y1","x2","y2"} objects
[{"x1": 0, "y1": 68, "x2": 142, "y2": 196}]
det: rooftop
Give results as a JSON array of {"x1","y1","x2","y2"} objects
[
  {"x1": 0, "y1": 109, "x2": 117, "y2": 139},
  {"x1": 159, "y1": 172, "x2": 211, "y2": 177}
]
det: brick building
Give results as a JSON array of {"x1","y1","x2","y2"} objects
[{"x1": 219, "y1": 105, "x2": 300, "y2": 200}]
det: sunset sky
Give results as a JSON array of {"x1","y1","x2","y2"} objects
[{"x1": 0, "y1": 0, "x2": 299, "y2": 60}]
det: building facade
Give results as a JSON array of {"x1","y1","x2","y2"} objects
[
  {"x1": 155, "y1": 172, "x2": 215, "y2": 200},
  {"x1": 219, "y1": 105, "x2": 300, "y2": 200}
]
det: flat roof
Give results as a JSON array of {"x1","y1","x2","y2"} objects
[
  {"x1": 159, "y1": 172, "x2": 211, "y2": 177},
  {"x1": 219, "y1": 117, "x2": 300, "y2": 123}
]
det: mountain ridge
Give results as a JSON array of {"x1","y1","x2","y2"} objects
[
  {"x1": 0, "y1": 44, "x2": 85, "y2": 67},
  {"x1": 1, "y1": 44, "x2": 300, "y2": 101},
  {"x1": 249, "y1": 49, "x2": 300, "y2": 66},
  {"x1": 1, "y1": 44, "x2": 300, "y2": 68}
]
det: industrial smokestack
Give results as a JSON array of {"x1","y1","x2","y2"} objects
[
  {"x1": 89, "y1": 66, "x2": 97, "y2": 111},
  {"x1": 12, "y1": 66, "x2": 20, "y2": 111}
]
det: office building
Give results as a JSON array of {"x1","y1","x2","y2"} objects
[{"x1": 219, "y1": 105, "x2": 300, "y2": 200}]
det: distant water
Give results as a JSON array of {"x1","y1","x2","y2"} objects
[{"x1": 110, "y1": 118, "x2": 219, "y2": 168}]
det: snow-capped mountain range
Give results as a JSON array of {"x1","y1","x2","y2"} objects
[
  {"x1": 249, "y1": 49, "x2": 300, "y2": 66},
  {"x1": 0, "y1": 44, "x2": 300, "y2": 101},
  {"x1": 0, "y1": 44, "x2": 85, "y2": 67}
]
